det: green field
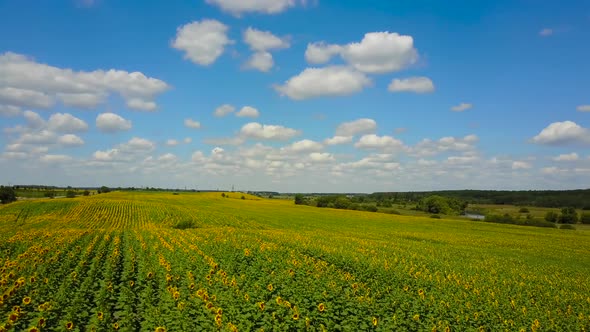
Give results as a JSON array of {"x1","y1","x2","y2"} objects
[{"x1": 1, "y1": 192, "x2": 589, "y2": 331}]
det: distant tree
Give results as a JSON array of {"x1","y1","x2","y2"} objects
[
  {"x1": 0, "y1": 186, "x2": 16, "y2": 204},
  {"x1": 580, "y1": 213, "x2": 590, "y2": 224},
  {"x1": 519, "y1": 207, "x2": 530, "y2": 213},
  {"x1": 83, "y1": 190, "x2": 90, "y2": 196},
  {"x1": 333, "y1": 197, "x2": 352, "y2": 210},
  {"x1": 66, "y1": 190, "x2": 76, "y2": 198},
  {"x1": 221, "y1": 193, "x2": 226, "y2": 198},
  {"x1": 98, "y1": 186, "x2": 110, "y2": 194},
  {"x1": 268, "y1": 194, "x2": 273, "y2": 199},
  {"x1": 294, "y1": 194, "x2": 304, "y2": 205},
  {"x1": 545, "y1": 211, "x2": 558, "y2": 223},
  {"x1": 559, "y1": 207, "x2": 578, "y2": 224},
  {"x1": 241, "y1": 195, "x2": 245, "y2": 200},
  {"x1": 44, "y1": 191, "x2": 56, "y2": 199}
]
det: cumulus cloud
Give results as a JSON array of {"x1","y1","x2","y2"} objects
[
  {"x1": 244, "y1": 52, "x2": 274, "y2": 72},
  {"x1": 577, "y1": 105, "x2": 590, "y2": 112},
  {"x1": 96, "y1": 113, "x2": 132, "y2": 133},
  {"x1": 354, "y1": 134, "x2": 405, "y2": 151},
  {"x1": 539, "y1": 28, "x2": 553, "y2": 37},
  {"x1": 47, "y1": 113, "x2": 88, "y2": 133},
  {"x1": 242, "y1": 28, "x2": 290, "y2": 72},
  {"x1": 214, "y1": 104, "x2": 235, "y2": 117},
  {"x1": 531, "y1": 121, "x2": 590, "y2": 145},
  {"x1": 184, "y1": 118, "x2": 202, "y2": 129},
  {"x1": 283, "y1": 139, "x2": 323, "y2": 153},
  {"x1": 275, "y1": 66, "x2": 371, "y2": 100},
  {"x1": 308, "y1": 152, "x2": 335, "y2": 163},
  {"x1": 40, "y1": 154, "x2": 73, "y2": 163},
  {"x1": 122, "y1": 137, "x2": 155, "y2": 151},
  {"x1": 0, "y1": 105, "x2": 21, "y2": 117},
  {"x1": 451, "y1": 103, "x2": 473, "y2": 112},
  {"x1": 388, "y1": 77, "x2": 434, "y2": 93},
  {"x1": 0, "y1": 52, "x2": 169, "y2": 111},
  {"x1": 23, "y1": 110, "x2": 46, "y2": 129},
  {"x1": 243, "y1": 27, "x2": 290, "y2": 51},
  {"x1": 410, "y1": 135, "x2": 478, "y2": 157},
  {"x1": 324, "y1": 136, "x2": 353, "y2": 145},
  {"x1": 304, "y1": 32, "x2": 418, "y2": 73},
  {"x1": 58, "y1": 134, "x2": 85, "y2": 146},
  {"x1": 236, "y1": 106, "x2": 260, "y2": 118},
  {"x1": 552, "y1": 152, "x2": 579, "y2": 161},
  {"x1": 335, "y1": 118, "x2": 377, "y2": 136},
  {"x1": 205, "y1": 0, "x2": 305, "y2": 15},
  {"x1": 171, "y1": 20, "x2": 233, "y2": 66},
  {"x1": 512, "y1": 161, "x2": 532, "y2": 170},
  {"x1": 240, "y1": 122, "x2": 300, "y2": 140}
]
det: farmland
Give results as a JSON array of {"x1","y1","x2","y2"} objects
[{"x1": 1, "y1": 192, "x2": 590, "y2": 331}]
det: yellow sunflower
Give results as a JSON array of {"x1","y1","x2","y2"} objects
[{"x1": 317, "y1": 303, "x2": 325, "y2": 312}]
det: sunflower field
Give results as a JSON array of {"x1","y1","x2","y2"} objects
[{"x1": 1, "y1": 191, "x2": 589, "y2": 331}]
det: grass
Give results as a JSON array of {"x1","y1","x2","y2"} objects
[{"x1": 0, "y1": 191, "x2": 589, "y2": 330}]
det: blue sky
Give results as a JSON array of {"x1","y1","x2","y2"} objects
[{"x1": 0, "y1": 0, "x2": 589, "y2": 192}]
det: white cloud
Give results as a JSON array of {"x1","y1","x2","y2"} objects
[
  {"x1": 57, "y1": 92, "x2": 105, "y2": 108},
  {"x1": 243, "y1": 27, "x2": 290, "y2": 51},
  {"x1": 451, "y1": 103, "x2": 473, "y2": 112},
  {"x1": 355, "y1": 134, "x2": 405, "y2": 151},
  {"x1": 126, "y1": 98, "x2": 157, "y2": 111},
  {"x1": 335, "y1": 118, "x2": 377, "y2": 136},
  {"x1": 96, "y1": 113, "x2": 132, "y2": 133},
  {"x1": 539, "y1": 28, "x2": 553, "y2": 37},
  {"x1": 411, "y1": 135, "x2": 478, "y2": 157},
  {"x1": 388, "y1": 77, "x2": 434, "y2": 93},
  {"x1": 40, "y1": 154, "x2": 73, "y2": 163},
  {"x1": 0, "y1": 105, "x2": 21, "y2": 117},
  {"x1": 93, "y1": 149, "x2": 119, "y2": 162},
  {"x1": 171, "y1": 20, "x2": 233, "y2": 66},
  {"x1": 0, "y1": 52, "x2": 169, "y2": 111},
  {"x1": 0, "y1": 87, "x2": 54, "y2": 108},
  {"x1": 445, "y1": 155, "x2": 479, "y2": 165},
  {"x1": 166, "y1": 139, "x2": 180, "y2": 147},
  {"x1": 283, "y1": 139, "x2": 323, "y2": 153},
  {"x1": 512, "y1": 161, "x2": 532, "y2": 170},
  {"x1": 47, "y1": 113, "x2": 88, "y2": 133},
  {"x1": 305, "y1": 42, "x2": 343, "y2": 64},
  {"x1": 324, "y1": 136, "x2": 353, "y2": 145},
  {"x1": 205, "y1": 0, "x2": 304, "y2": 15},
  {"x1": 531, "y1": 121, "x2": 590, "y2": 145},
  {"x1": 304, "y1": 32, "x2": 418, "y2": 74},
  {"x1": 123, "y1": 137, "x2": 155, "y2": 151},
  {"x1": 58, "y1": 134, "x2": 84, "y2": 146},
  {"x1": 308, "y1": 152, "x2": 335, "y2": 163},
  {"x1": 275, "y1": 66, "x2": 371, "y2": 100},
  {"x1": 240, "y1": 122, "x2": 300, "y2": 140},
  {"x1": 18, "y1": 130, "x2": 56, "y2": 145},
  {"x1": 577, "y1": 105, "x2": 590, "y2": 112},
  {"x1": 236, "y1": 106, "x2": 260, "y2": 118},
  {"x1": 214, "y1": 104, "x2": 236, "y2": 117},
  {"x1": 184, "y1": 118, "x2": 202, "y2": 129},
  {"x1": 158, "y1": 153, "x2": 178, "y2": 163},
  {"x1": 244, "y1": 52, "x2": 274, "y2": 72},
  {"x1": 553, "y1": 152, "x2": 579, "y2": 161},
  {"x1": 23, "y1": 110, "x2": 45, "y2": 129},
  {"x1": 184, "y1": 137, "x2": 192, "y2": 144}
]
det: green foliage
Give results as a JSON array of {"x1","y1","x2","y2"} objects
[
  {"x1": 559, "y1": 207, "x2": 578, "y2": 224},
  {"x1": 416, "y1": 195, "x2": 467, "y2": 215},
  {"x1": 241, "y1": 195, "x2": 246, "y2": 200},
  {"x1": 430, "y1": 214, "x2": 441, "y2": 219},
  {"x1": 172, "y1": 219, "x2": 199, "y2": 229},
  {"x1": 0, "y1": 186, "x2": 16, "y2": 204},
  {"x1": 98, "y1": 186, "x2": 111, "y2": 194},
  {"x1": 519, "y1": 207, "x2": 530, "y2": 213},
  {"x1": 559, "y1": 224, "x2": 576, "y2": 230},
  {"x1": 44, "y1": 191, "x2": 56, "y2": 198},
  {"x1": 580, "y1": 213, "x2": 590, "y2": 224},
  {"x1": 294, "y1": 194, "x2": 304, "y2": 205},
  {"x1": 83, "y1": 190, "x2": 90, "y2": 196},
  {"x1": 66, "y1": 190, "x2": 76, "y2": 198},
  {"x1": 221, "y1": 193, "x2": 226, "y2": 198},
  {"x1": 545, "y1": 211, "x2": 559, "y2": 223}
]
